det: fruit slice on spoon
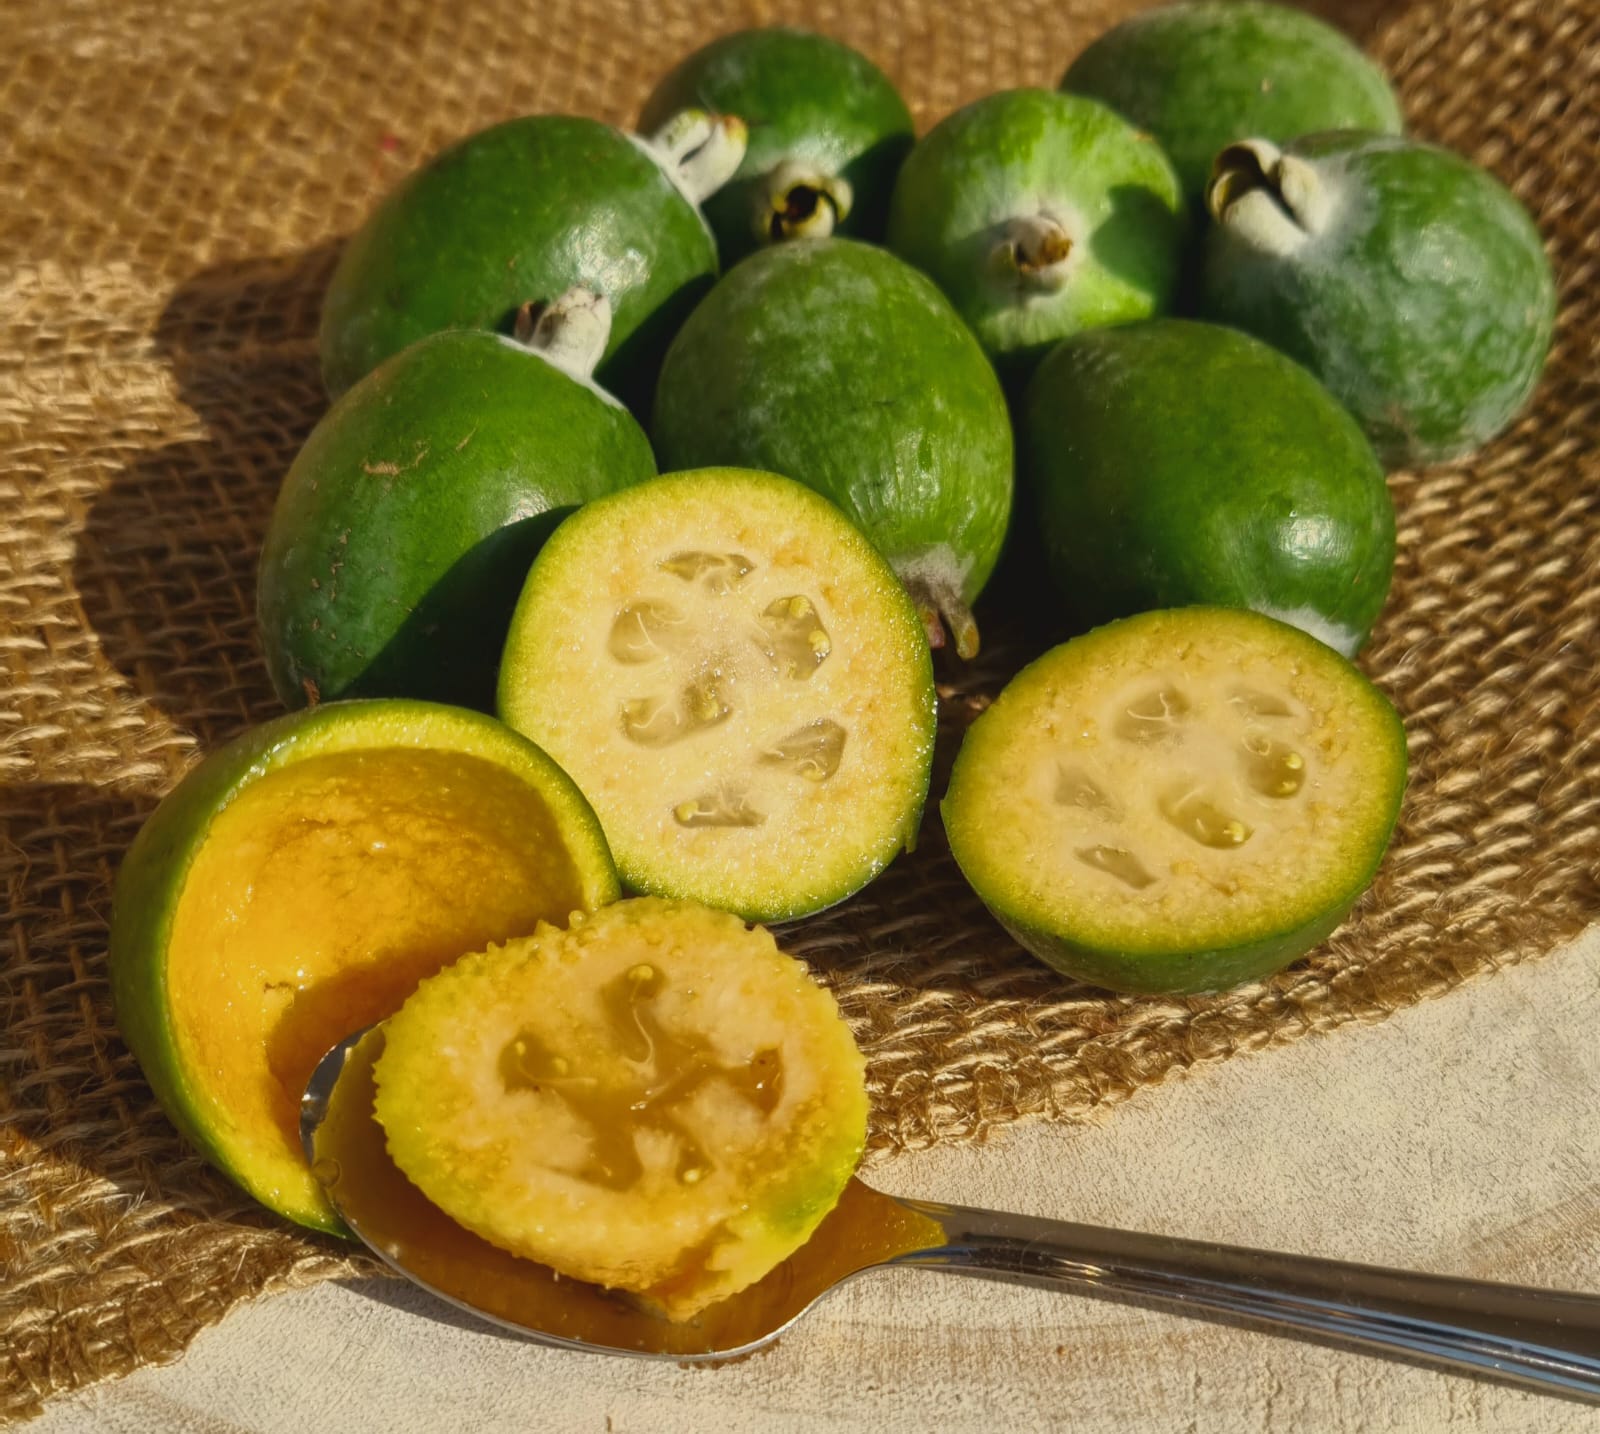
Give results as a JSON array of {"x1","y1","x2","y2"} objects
[
  {"x1": 370, "y1": 897, "x2": 869, "y2": 1321},
  {"x1": 109, "y1": 700, "x2": 618, "y2": 1230},
  {"x1": 497, "y1": 468, "x2": 936, "y2": 922},
  {"x1": 943, "y1": 607, "x2": 1407, "y2": 995}
]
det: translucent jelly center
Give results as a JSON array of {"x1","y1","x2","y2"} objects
[
  {"x1": 1050, "y1": 675, "x2": 1317, "y2": 895},
  {"x1": 603, "y1": 549, "x2": 851, "y2": 831},
  {"x1": 502, "y1": 963, "x2": 784, "y2": 1192}
]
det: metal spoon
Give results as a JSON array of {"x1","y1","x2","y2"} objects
[{"x1": 302, "y1": 1026, "x2": 1600, "y2": 1400}]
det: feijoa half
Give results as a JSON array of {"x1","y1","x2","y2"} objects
[
  {"x1": 1023, "y1": 319, "x2": 1395, "y2": 658},
  {"x1": 319, "y1": 111, "x2": 745, "y2": 413},
  {"x1": 109, "y1": 699, "x2": 619, "y2": 1231},
  {"x1": 1201, "y1": 132, "x2": 1556, "y2": 465},
  {"x1": 373, "y1": 897, "x2": 868, "y2": 1321},
  {"x1": 886, "y1": 89, "x2": 1184, "y2": 377},
  {"x1": 651, "y1": 239, "x2": 1013, "y2": 658},
  {"x1": 1060, "y1": 1, "x2": 1402, "y2": 204},
  {"x1": 497, "y1": 468, "x2": 936, "y2": 923},
  {"x1": 260, "y1": 292, "x2": 656, "y2": 712},
  {"x1": 638, "y1": 27, "x2": 913, "y2": 266},
  {"x1": 943, "y1": 607, "x2": 1406, "y2": 995}
]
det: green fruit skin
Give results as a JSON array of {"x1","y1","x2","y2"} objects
[
  {"x1": 1059, "y1": 0, "x2": 1402, "y2": 203},
  {"x1": 651, "y1": 238, "x2": 1013, "y2": 608},
  {"x1": 1201, "y1": 132, "x2": 1557, "y2": 466},
  {"x1": 942, "y1": 608, "x2": 1408, "y2": 997},
  {"x1": 638, "y1": 27, "x2": 913, "y2": 267},
  {"x1": 886, "y1": 89, "x2": 1184, "y2": 377},
  {"x1": 107, "y1": 699, "x2": 622, "y2": 1233},
  {"x1": 1023, "y1": 319, "x2": 1395, "y2": 656},
  {"x1": 319, "y1": 116, "x2": 719, "y2": 415},
  {"x1": 259, "y1": 330, "x2": 656, "y2": 712}
]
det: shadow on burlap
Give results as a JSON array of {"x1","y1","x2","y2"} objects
[{"x1": 2, "y1": 0, "x2": 1596, "y2": 1419}]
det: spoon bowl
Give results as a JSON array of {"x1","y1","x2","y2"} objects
[{"x1": 303, "y1": 1025, "x2": 1600, "y2": 1394}]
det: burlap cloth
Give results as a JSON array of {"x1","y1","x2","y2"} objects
[{"x1": 1, "y1": 0, "x2": 1595, "y2": 1420}]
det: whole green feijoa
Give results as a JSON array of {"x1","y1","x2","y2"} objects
[
  {"x1": 1023, "y1": 319, "x2": 1394, "y2": 657},
  {"x1": 1059, "y1": 1, "x2": 1402, "y2": 204},
  {"x1": 319, "y1": 111, "x2": 746, "y2": 414},
  {"x1": 1201, "y1": 133, "x2": 1556, "y2": 466},
  {"x1": 651, "y1": 238, "x2": 1013, "y2": 660},
  {"x1": 261, "y1": 291, "x2": 656, "y2": 711},
  {"x1": 942, "y1": 606, "x2": 1407, "y2": 996},
  {"x1": 886, "y1": 89, "x2": 1183, "y2": 379},
  {"x1": 638, "y1": 27, "x2": 914, "y2": 267}
]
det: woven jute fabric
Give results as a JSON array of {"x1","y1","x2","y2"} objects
[{"x1": 2, "y1": 0, "x2": 1596, "y2": 1418}]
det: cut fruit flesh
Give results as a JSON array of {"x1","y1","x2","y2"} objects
[
  {"x1": 498, "y1": 470, "x2": 936, "y2": 922},
  {"x1": 109, "y1": 701, "x2": 619, "y2": 1231},
  {"x1": 942, "y1": 608, "x2": 1406, "y2": 994},
  {"x1": 372, "y1": 898, "x2": 869, "y2": 1321}
]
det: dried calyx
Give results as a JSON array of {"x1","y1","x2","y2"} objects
[
  {"x1": 643, "y1": 108, "x2": 749, "y2": 205},
  {"x1": 756, "y1": 160, "x2": 854, "y2": 243},
  {"x1": 511, "y1": 287, "x2": 612, "y2": 381},
  {"x1": 989, "y1": 214, "x2": 1075, "y2": 291},
  {"x1": 1207, "y1": 140, "x2": 1333, "y2": 253}
]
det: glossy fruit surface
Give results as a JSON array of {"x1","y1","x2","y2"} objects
[
  {"x1": 1060, "y1": 1, "x2": 1402, "y2": 202},
  {"x1": 109, "y1": 700, "x2": 619, "y2": 1231},
  {"x1": 651, "y1": 238, "x2": 1013, "y2": 658},
  {"x1": 498, "y1": 468, "x2": 936, "y2": 923},
  {"x1": 259, "y1": 322, "x2": 655, "y2": 712},
  {"x1": 638, "y1": 27, "x2": 913, "y2": 266},
  {"x1": 886, "y1": 88, "x2": 1183, "y2": 377},
  {"x1": 319, "y1": 115, "x2": 728, "y2": 413},
  {"x1": 374, "y1": 897, "x2": 868, "y2": 1321},
  {"x1": 1023, "y1": 319, "x2": 1395, "y2": 657},
  {"x1": 943, "y1": 607, "x2": 1406, "y2": 995},
  {"x1": 1201, "y1": 132, "x2": 1556, "y2": 465}
]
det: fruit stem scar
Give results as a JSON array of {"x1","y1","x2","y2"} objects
[
  {"x1": 1208, "y1": 140, "x2": 1333, "y2": 253},
  {"x1": 990, "y1": 214, "x2": 1075, "y2": 291},
  {"x1": 903, "y1": 573, "x2": 980, "y2": 660},
  {"x1": 643, "y1": 109, "x2": 749, "y2": 205},
  {"x1": 510, "y1": 287, "x2": 613, "y2": 381},
  {"x1": 756, "y1": 161, "x2": 853, "y2": 244}
]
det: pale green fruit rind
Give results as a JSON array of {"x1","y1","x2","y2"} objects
[
  {"x1": 1023, "y1": 319, "x2": 1395, "y2": 655},
  {"x1": 259, "y1": 330, "x2": 656, "y2": 713},
  {"x1": 373, "y1": 897, "x2": 868, "y2": 1319},
  {"x1": 108, "y1": 701, "x2": 620, "y2": 1232},
  {"x1": 318, "y1": 116, "x2": 719, "y2": 413},
  {"x1": 497, "y1": 468, "x2": 937, "y2": 923},
  {"x1": 885, "y1": 88, "x2": 1184, "y2": 375},
  {"x1": 942, "y1": 607, "x2": 1407, "y2": 996},
  {"x1": 1060, "y1": 0, "x2": 1402, "y2": 201},
  {"x1": 650, "y1": 239, "x2": 1013, "y2": 615},
  {"x1": 1201, "y1": 132, "x2": 1556, "y2": 466},
  {"x1": 638, "y1": 27, "x2": 913, "y2": 266}
]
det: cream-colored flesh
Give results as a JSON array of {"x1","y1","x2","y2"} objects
[{"x1": 501, "y1": 474, "x2": 933, "y2": 917}]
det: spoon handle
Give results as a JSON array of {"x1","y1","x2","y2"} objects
[{"x1": 890, "y1": 1197, "x2": 1600, "y2": 1402}]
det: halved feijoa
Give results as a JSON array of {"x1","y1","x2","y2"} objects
[
  {"x1": 886, "y1": 89, "x2": 1184, "y2": 378},
  {"x1": 638, "y1": 27, "x2": 913, "y2": 266},
  {"x1": 1023, "y1": 319, "x2": 1395, "y2": 657},
  {"x1": 319, "y1": 111, "x2": 745, "y2": 413},
  {"x1": 109, "y1": 700, "x2": 619, "y2": 1230},
  {"x1": 260, "y1": 293, "x2": 656, "y2": 712},
  {"x1": 1060, "y1": 1, "x2": 1402, "y2": 204},
  {"x1": 373, "y1": 897, "x2": 868, "y2": 1321},
  {"x1": 497, "y1": 469, "x2": 936, "y2": 922},
  {"x1": 651, "y1": 239, "x2": 1013, "y2": 658},
  {"x1": 943, "y1": 608, "x2": 1406, "y2": 995},
  {"x1": 1201, "y1": 133, "x2": 1556, "y2": 465}
]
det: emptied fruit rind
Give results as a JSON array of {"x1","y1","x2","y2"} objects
[
  {"x1": 372, "y1": 897, "x2": 869, "y2": 1321},
  {"x1": 942, "y1": 608, "x2": 1406, "y2": 995},
  {"x1": 497, "y1": 467, "x2": 937, "y2": 922},
  {"x1": 108, "y1": 699, "x2": 619, "y2": 1232}
]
